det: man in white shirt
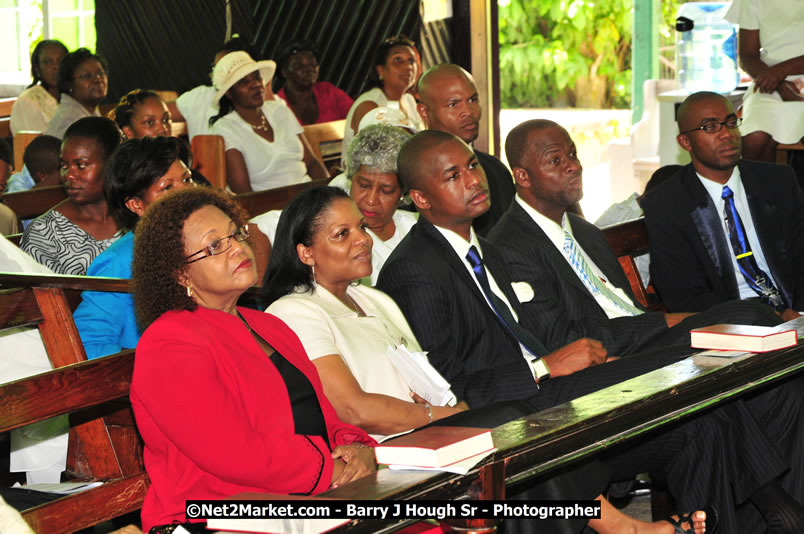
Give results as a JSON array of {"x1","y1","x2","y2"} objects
[{"x1": 642, "y1": 91, "x2": 804, "y2": 318}]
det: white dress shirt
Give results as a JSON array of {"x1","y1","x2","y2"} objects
[
  {"x1": 516, "y1": 195, "x2": 642, "y2": 319},
  {"x1": 433, "y1": 225, "x2": 537, "y2": 372}
]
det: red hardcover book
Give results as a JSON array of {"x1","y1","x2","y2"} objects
[
  {"x1": 691, "y1": 324, "x2": 798, "y2": 352},
  {"x1": 374, "y1": 426, "x2": 494, "y2": 468}
]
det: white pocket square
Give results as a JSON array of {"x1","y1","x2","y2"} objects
[{"x1": 511, "y1": 281, "x2": 535, "y2": 303}]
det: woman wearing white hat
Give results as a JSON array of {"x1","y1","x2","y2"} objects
[{"x1": 209, "y1": 51, "x2": 328, "y2": 193}]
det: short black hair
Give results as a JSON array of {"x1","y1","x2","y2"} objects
[
  {"x1": 104, "y1": 136, "x2": 182, "y2": 230},
  {"x1": 396, "y1": 130, "x2": 457, "y2": 194},
  {"x1": 63, "y1": 116, "x2": 122, "y2": 160},
  {"x1": 57, "y1": 48, "x2": 108, "y2": 95},
  {"x1": 29, "y1": 40, "x2": 68, "y2": 89},
  {"x1": 23, "y1": 135, "x2": 61, "y2": 176},
  {"x1": 0, "y1": 139, "x2": 11, "y2": 166},
  {"x1": 261, "y1": 186, "x2": 350, "y2": 307},
  {"x1": 504, "y1": 119, "x2": 561, "y2": 170}
]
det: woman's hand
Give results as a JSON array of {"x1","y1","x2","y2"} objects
[
  {"x1": 778, "y1": 81, "x2": 804, "y2": 102},
  {"x1": 410, "y1": 392, "x2": 469, "y2": 421},
  {"x1": 330, "y1": 444, "x2": 376, "y2": 488},
  {"x1": 754, "y1": 64, "x2": 788, "y2": 93}
]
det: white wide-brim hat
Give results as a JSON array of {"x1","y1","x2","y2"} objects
[{"x1": 211, "y1": 51, "x2": 276, "y2": 107}]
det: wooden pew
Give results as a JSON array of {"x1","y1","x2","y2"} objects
[
  {"x1": 0, "y1": 274, "x2": 145, "y2": 533},
  {"x1": 12, "y1": 131, "x2": 42, "y2": 172},
  {"x1": 601, "y1": 217, "x2": 666, "y2": 311},
  {"x1": 0, "y1": 97, "x2": 16, "y2": 139},
  {"x1": 2, "y1": 185, "x2": 67, "y2": 224},
  {"x1": 191, "y1": 134, "x2": 226, "y2": 189},
  {"x1": 3, "y1": 273, "x2": 803, "y2": 532},
  {"x1": 776, "y1": 142, "x2": 804, "y2": 165},
  {"x1": 236, "y1": 178, "x2": 331, "y2": 218},
  {"x1": 304, "y1": 119, "x2": 346, "y2": 173}
]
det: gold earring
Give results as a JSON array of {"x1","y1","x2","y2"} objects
[{"x1": 186, "y1": 285, "x2": 193, "y2": 298}]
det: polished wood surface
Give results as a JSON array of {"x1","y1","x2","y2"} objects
[
  {"x1": 1, "y1": 184, "x2": 67, "y2": 220},
  {"x1": 191, "y1": 134, "x2": 226, "y2": 189},
  {"x1": 325, "y1": 338, "x2": 804, "y2": 532},
  {"x1": 12, "y1": 131, "x2": 42, "y2": 171},
  {"x1": 236, "y1": 178, "x2": 331, "y2": 218}
]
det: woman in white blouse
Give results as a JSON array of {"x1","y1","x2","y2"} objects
[
  {"x1": 251, "y1": 124, "x2": 416, "y2": 285},
  {"x1": 11, "y1": 40, "x2": 68, "y2": 135},
  {"x1": 208, "y1": 51, "x2": 328, "y2": 192},
  {"x1": 262, "y1": 186, "x2": 466, "y2": 440}
]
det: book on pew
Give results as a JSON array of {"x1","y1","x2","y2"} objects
[
  {"x1": 205, "y1": 493, "x2": 348, "y2": 534},
  {"x1": 374, "y1": 426, "x2": 494, "y2": 468},
  {"x1": 690, "y1": 324, "x2": 798, "y2": 352}
]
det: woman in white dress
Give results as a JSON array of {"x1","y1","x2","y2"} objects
[
  {"x1": 209, "y1": 51, "x2": 328, "y2": 193},
  {"x1": 341, "y1": 36, "x2": 425, "y2": 166},
  {"x1": 46, "y1": 48, "x2": 108, "y2": 139},
  {"x1": 262, "y1": 186, "x2": 466, "y2": 440},
  {"x1": 726, "y1": 0, "x2": 804, "y2": 161},
  {"x1": 10, "y1": 40, "x2": 68, "y2": 135}
]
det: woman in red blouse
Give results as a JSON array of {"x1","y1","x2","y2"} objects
[{"x1": 130, "y1": 187, "x2": 375, "y2": 533}]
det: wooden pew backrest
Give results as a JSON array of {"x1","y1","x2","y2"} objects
[
  {"x1": 237, "y1": 178, "x2": 331, "y2": 218},
  {"x1": 600, "y1": 217, "x2": 663, "y2": 310},
  {"x1": 303, "y1": 119, "x2": 346, "y2": 171},
  {"x1": 191, "y1": 134, "x2": 226, "y2": 189},
  {"x1": 2, "y1": 185, "x2": 67, "y2": 220},
  {"x1": 13, "y1": 131, "x2": 42, "y2": 172}
]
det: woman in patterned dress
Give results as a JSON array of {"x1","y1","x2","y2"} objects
[{"x1": 21, "y1": 117, "x2": 122, "y2": 274}]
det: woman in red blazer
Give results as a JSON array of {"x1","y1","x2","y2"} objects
[{"x1": 130, "y1": 187, "x2": 375, "y2": 533}]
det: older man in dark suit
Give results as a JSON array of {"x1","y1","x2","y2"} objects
[
  {"x1": 642, "y1": 91, "x2": 804, "y2": 319},
  {"x1": 488, "y1": 119, "x2": 779, "y2": 355},
  {"x1": 377, "y1": 130, "x2": 804, "y2": 533}
]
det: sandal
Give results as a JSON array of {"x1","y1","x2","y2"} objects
[{"x1": 667, "y1": 506, "x2": 718, "y2": 534}]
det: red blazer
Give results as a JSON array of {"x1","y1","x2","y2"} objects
[{"x1": 131, "y1": 305, "x2": 374, "y2": 531}]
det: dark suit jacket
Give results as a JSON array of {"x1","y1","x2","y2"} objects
[
  {"x1": 642, "y1": 160, "x2": 804, "y2": 312},
  {"x1": 488, "y1": 202, "x2": 669, "y2": 355},
  {"x1": 376, "y1": 218, "x2": 546, "y2": 408},
  {"x1": 473, "y1": 150, "x2": 516, "y2": 237}
]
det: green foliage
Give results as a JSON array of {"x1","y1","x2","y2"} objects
[{"x1": 499, "y1": 0, "x2": 633, "y2": 108}]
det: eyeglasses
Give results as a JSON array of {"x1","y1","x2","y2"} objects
[
  {"x1": 680, "y1": 116, "x2": 742, "y2": 135},
  {"x1": 185, "y1": 225, "x2": 249, "y2": 264},
  {"x1": 75, "y1": 70, "x2": 107, "y2": 82}
]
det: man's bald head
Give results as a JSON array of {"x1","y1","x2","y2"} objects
[
  {"x1": 416, "y1": 64, "x2": 481, "y2": 143},
  {"x1": 505, "y1": 119, "x2": 562, "y2": 169},
  {"x1": 397, "y1": 130, "x2": 460, "y2": 193},
  {"x1": 418, "y1": 64, "x2": 474, "y2": 102},
  {"x1": 676, "y1": 91, "x2": 732, "y2": 133}
]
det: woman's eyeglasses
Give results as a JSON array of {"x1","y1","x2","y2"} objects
[{"x1": 185, "y1": 225, "x2": 249, "y2": 264}]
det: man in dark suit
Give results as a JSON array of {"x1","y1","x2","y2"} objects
[
  {"x1": 642, "y1": 91, "x2": 804, "y2": 318},
  {"x1": 378, "y1": 130, "x2": 804, "y2": 534},
  {"x1": 416, "y1": 63, "x2": 515, "y2": 236},
  {"x1": 488, "y1": 118, "x2": 779, "y2": 355}
]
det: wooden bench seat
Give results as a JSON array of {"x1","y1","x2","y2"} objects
[
  {"x1": 236, "y1": 178, "x2": 332, "y2": 218},
  {"x1": 601, "y1": 217, "x2": 666, "y2": 311},
  {"x1": 4, "y1": 272, "x2": 803, "y2": 532}
]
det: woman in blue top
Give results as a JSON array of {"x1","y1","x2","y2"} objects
[{"x1": 73, "y1": 137, "x2": 195, "y2": 358}]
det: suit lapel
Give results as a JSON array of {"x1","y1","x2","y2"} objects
[
  {"x1": 682, "y1": 166, "x2": 739, "y2": 296},
  {"x1": 740, "y1": 163, "x2": 792, "y2": 306},
  {"x1": 416, "y1": 219, "x2": 493, "y2": 311},
  {"x1": 508, "y1": 203, "x2": 592, "y2": 298}
]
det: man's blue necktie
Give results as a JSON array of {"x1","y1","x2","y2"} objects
[
  {"x1": 465, "y1": 245, "x2": 540, "y2": 357},
  {"x1": 721, "y1": 185, "x2": 784, "y2": 311}
]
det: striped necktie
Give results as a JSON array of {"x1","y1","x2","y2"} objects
[
  {"x1": 721, "y1": 185, "x2": 784, "y2": 311},
  {"x1": 562, "y1": 231, "x2": 643, "y2": 316}
]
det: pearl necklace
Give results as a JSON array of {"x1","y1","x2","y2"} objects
[{"x1": 250, "y1": 112, "x2": 270, "y2": 132}]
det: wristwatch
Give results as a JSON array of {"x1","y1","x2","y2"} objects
[{"x1": 529, "y1": 358, "x2": 551, "y2": 384}]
